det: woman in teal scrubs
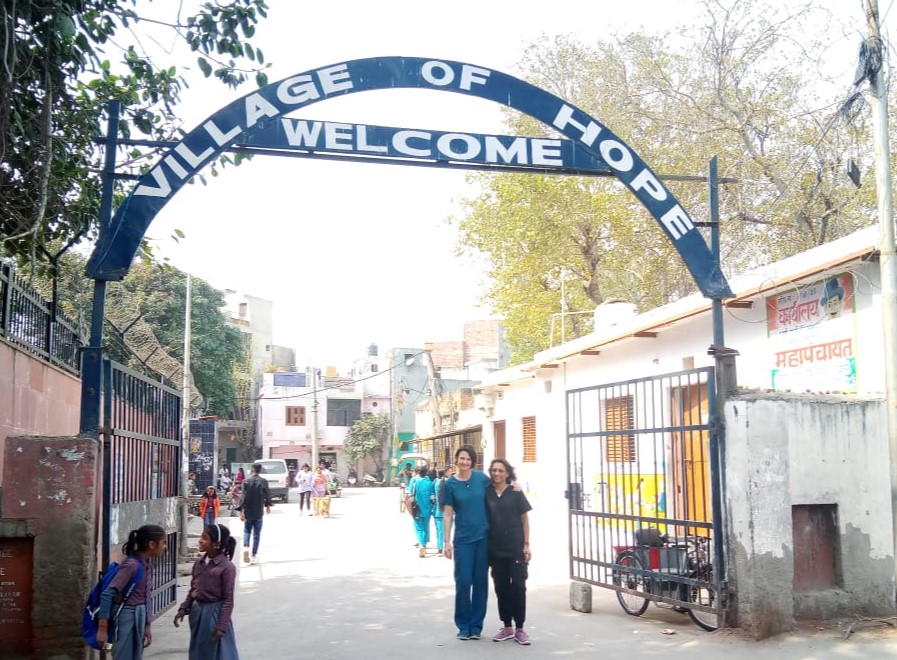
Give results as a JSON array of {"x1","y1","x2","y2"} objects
[{"x1": 442, "y1": 444, "x2": 490, "y2": 640}]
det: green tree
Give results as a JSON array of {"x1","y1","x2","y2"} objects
[
  {"x1": 344, "y1": 413, "x2": 391, "y2": 476},
  {"x1": 1, "y1": 0, "x2": 269, "y2": 265},
  {"x1": 455, "y1": 0, "x2": 876, "y2": 364},
  {"x1": 33, "y1": 250, "x2": 243, "y2": 417},
  {"x1": 118, "y1": 262, "x2": 243, "y2": 418}
]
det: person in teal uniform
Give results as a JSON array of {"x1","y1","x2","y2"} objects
[
  {"x1": 412, "y1": 466, "x2": 435, "y2": 558},
  {"x1": 442, "y1": 444, "x2": 491, "y2": 640},
  {"x1": 433, "y1": 467, "x2": 449, "y2": 557}
]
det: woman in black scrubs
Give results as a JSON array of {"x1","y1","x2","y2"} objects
[{"x1": 485, "y1": 458, "x2": 533, "y2": 645}]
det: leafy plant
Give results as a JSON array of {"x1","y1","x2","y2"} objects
[
  {"x1": 344, "y1": 413, "x2": 391, "y2": 476},
  {"x1": 1, "y1": 0, "x2": 270, "y2": 265}
]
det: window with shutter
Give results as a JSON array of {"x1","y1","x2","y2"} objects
[
  {"x1": 522, "y1": 416, "x2": 537, "y2": 463},
  {"x1": 285, "y1": 406, "x2": 306, "y2": 426},
  {"x1": 605, "y1": 396, "x2": 636, "y2": 462}
]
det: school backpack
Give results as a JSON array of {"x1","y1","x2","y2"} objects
[{"x1": 81, "y1": 558, "x2": 144, "y2": 650}]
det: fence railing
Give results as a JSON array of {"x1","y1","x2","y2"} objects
[
  {"x1": 0, "y1": 263, "x2": 83, "y2": 374},
  {"x1": 107, "y1": 359, "x2": 182, "y2": 504}
]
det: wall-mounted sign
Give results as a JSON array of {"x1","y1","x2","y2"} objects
[
  {"x1": 767, "y1": 273, "x2": 856, "y2": 392},
  {"x1": 242, "y1": 118, "x2": 612, "y2": 173},
  {"x1": 0, "y1": 537, "x2": 33, "y2": 654},
  {"x1": 86, "y1": 56, "x2": 732, "y2": 300}
]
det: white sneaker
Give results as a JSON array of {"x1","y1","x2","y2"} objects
[{"x1": 250, "y1": 554, "x2": 258, "y2": 565}]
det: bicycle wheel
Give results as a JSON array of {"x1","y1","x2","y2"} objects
[
  {"x1": 687, "y1": 581, "x2": 719, "y2": 631},
  {"x1": 614, "y1": 551, "x2": 650, "y2": 616}
]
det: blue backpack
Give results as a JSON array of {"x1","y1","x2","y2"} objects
[{"x1": 81, "y1": 559, "x2": 145, "y2": 650}]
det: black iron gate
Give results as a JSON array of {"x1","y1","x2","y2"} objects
[
  {"x1": 102, "y1": 358, "x2": 181, "y2": 616},
  {"x1": 566, "y1": 367, "x2": 724, "y2": 630}
]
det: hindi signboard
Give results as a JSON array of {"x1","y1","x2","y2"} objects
[
  {"x1": 767, "y1": 273, "x2": 857, "y2": 392},
  {"x1": 0, "y1": 537, "x2": 33, "y2": 654}
]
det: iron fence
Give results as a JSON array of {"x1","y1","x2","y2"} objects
[
  {"x1": 414, "y1": 426, "x2": 483, "y2": 470},
  {"x1": 0, "y1": 263, "x2": 83, "y2": 374},
  {"x1": 106, "y1": 360, "x2": 181, "y2": 504},
  {"x1": 104, "y1": 359, "x2": 181, "y2": 615},
  {"x1": 566, "y1": 367, "x2": 722, "y2": 628}
]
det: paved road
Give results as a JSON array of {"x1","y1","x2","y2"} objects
[{"x1": 146, "y1": 486, "x2": 897, "y2": 659}]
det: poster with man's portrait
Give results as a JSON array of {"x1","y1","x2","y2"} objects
[{"x1": 766, "y1": 272, "x2": 856, "y2": 392}]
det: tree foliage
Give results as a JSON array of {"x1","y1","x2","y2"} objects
[
  {"x1": 455, "y1": 0, "x2": 876, "y2": 364},
  {"x1": 344, "y1": 413, "x2": 391, "y2": 473},
  {"x1": 1, "y1": 0, "x2": 269, "y2": 265},
  {"x1": 34, "y1": 250, "x2": 243, "y2": 418},
  {"x1": 117, "y1": 261, "x2": 244, "y2": 417}
]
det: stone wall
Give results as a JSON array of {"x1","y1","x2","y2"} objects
[
  {"x1": 0, "y1": 434, "x2": 99, "y2": 659},
  {"x1": 724, "y1": 392, "x2": 893, "y2": 638}
]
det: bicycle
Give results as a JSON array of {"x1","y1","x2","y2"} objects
[{"x1": 612, "y1": 528, "x2": 719, "y2": 631}]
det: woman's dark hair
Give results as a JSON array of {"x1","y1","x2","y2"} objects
[
  {"x1": 437, "y1": 468, "x2": 446, "y2": 478},
  {"x1": 454, "y1": 444, "x2": 477, "y2": 466},
  {"x1": 489, "y1": 458, "x2": 517, "y2": 484},
  {"x1": 302, "y1": 463, "x2": 310, "y2": 470},
  {"x1": 122, "y1": 524, "x2": 166, "y2": 556},
  {"x1": 205, "y1": 524, "x2": 237, "y2": 560},
  {"x1": 418, "y1": 466, "x2": 429, "y2": 477},
  {"x1": 427, "y1": 467, "x2": 437, "y2": 480},
  {"x1": 203, "y1": 487, "x2": 218, "y2": 499}
]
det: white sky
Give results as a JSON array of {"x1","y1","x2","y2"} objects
[{"x1": 138, "y1": 0, "x2": 869, "y2": 370}]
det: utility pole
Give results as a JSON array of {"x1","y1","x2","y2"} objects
[
  {"x1": 310, "y1": 367, "x2": 320, "y2": 468},
  {"x1": 866, "y1": 0, "x2": 897, "y2": 605},
  {"x1": 179, "y1": 272, "x2": 192, "y2": 559},
  {"x1": 424, "y1": 343, "x2": 441, "y2": 436},
  {"x1": 560, "y1": 272, "x2": 567, "y2": 344}
]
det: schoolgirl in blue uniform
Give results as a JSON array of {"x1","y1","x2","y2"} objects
[
  {"x1": 96, "y1": 524, "x2": 168, "y2": 659},
  {"x1": 174, "y1": 523, "x2": 239, "y2": 660}
]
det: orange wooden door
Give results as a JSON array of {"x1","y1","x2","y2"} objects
[{"x1": 670, "y1": 383, "x2": 711, "y2": 525}]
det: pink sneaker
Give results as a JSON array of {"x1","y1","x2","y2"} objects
[
  {"x1": 514, "y1": 629, "x2": 531, "y2": 645},
  {"x1": 492, "y1": 627, "x2": 514, "y2": 642}
]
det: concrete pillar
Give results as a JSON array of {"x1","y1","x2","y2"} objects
[
  {"x1": 0, "y1": 435, "x2": 99, "y2": 659},
  {"x1": 570, "y1": 581, "x2": 592, "y2": 613}
]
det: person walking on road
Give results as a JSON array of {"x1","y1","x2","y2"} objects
[
  {"x1": 442, "y1": 445, "x2": 491, "y2": 640},
  {"x1": 412, "y1": 466, "x2": 435, "y2": 558},
  {"x1": 297, "y1": 463, "x2": 314, "y2": 516},
  {"x1": 173, "y1": 524, "x2": 240, "y2": 659},
  {"x1": 199, "y1": 486, "x2": 220, "y2": 526},
  {"x1": 312, "y1": 465, "x2": 330, "y2": 517},
  {"x1": 237, "y1": 463, "x2": 271, "y2": 564},
  {"x1": 486, "y1": 458, "x2": 533, "y2": 646},
  {"x1": 433, "y1": 468, "x2": 448, "y2": 557}
]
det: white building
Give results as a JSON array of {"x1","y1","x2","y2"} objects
[
  {"x1": 257, "y1": 362, "x2": 392, "y2": 480},
  {"x1": 472, "y1": 226, "x2": 889, "y2": 635}
]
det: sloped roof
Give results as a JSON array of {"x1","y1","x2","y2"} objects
[{"x1": 477, "y1": 226, "x2": 880, "y2": 389}]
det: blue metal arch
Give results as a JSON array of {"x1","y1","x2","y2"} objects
[{"x1": 86, "y1": 56, "x2": 732, "y2": 298}]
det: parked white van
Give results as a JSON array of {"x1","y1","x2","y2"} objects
[{"x1": 255, "y1": 459, "x2": 290, "y2": 502}]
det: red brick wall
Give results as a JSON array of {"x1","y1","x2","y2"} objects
[
  {"x1": 0, "y1": 340, "x2": 81, "y2": 486},
  {"x1": 463, "y1": 320, "x2": 502, "y2": 364},
  {"x1": 431, "y1": 341, "x2": 465, "y2": 370}
]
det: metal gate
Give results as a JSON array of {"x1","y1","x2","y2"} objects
[
  {"x1": 566, "y1": 367, "x2": 724, "y2": 630},
  {"x1": 102, "y1": 358, "x2": 181, "y2": 616}
]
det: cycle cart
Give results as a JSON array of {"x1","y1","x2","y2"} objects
[{"x1": 612, "y1": 528, "x2": 719, "y2": 631}]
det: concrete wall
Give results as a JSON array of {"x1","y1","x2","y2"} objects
[
  {"x1": 725, "y1": 392, "x2": 893, "y2": 637},
  {"x1": 0, "y1": 339, "x2": 81, "y2": 487},
  {"x1": 0, "y1": 434, "x2": 99, "y2": 659}
]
